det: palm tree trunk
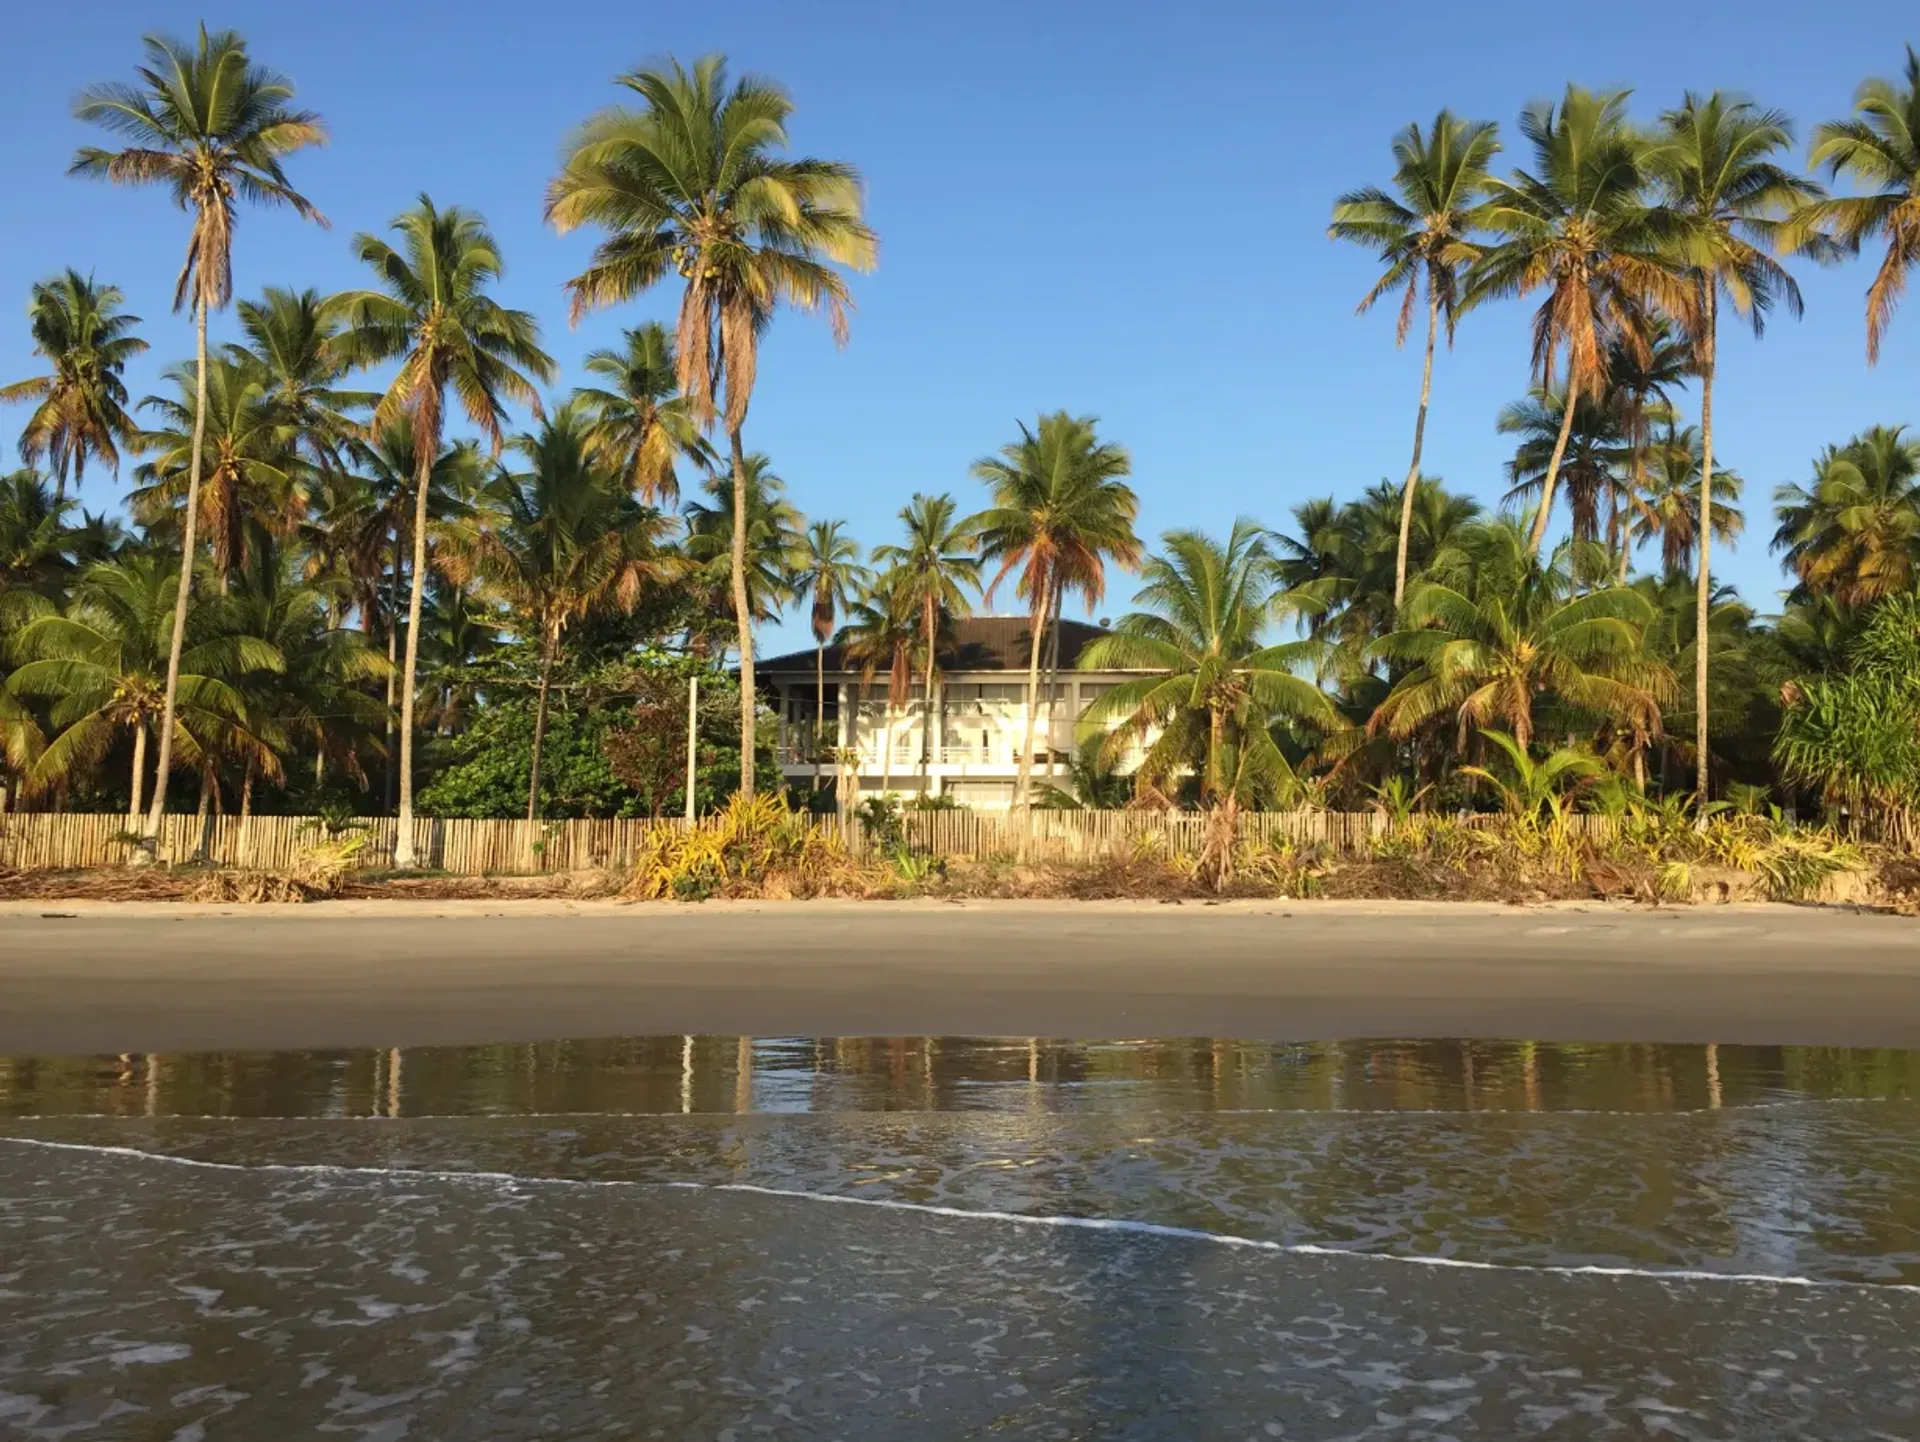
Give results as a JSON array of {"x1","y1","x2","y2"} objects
[
  {"x1": 527, "y1": 627, "x2": 558, "y2": 823},
  {"x1": 920, "y1": 597, "x2": 937, "y2": 787},
  {"x1": 391, "y1": 430, "x2": 435, "y2": 867},
  {"x1": 191, "y1": 758, "x2": 215, "y2": 861},
  {"x1": 240, "y1": 755, "x2": 255, "y2": 820},
  {"x1": 1617, "y1": 448, "x2": 1643, "y2": 585},
  {"x1": 1206, "y1": 704, "x2": 1225, "y2": 804},
  {"x1": 384, "y1": 539, "x2": 399, "y2": 813},
  {"x1": 142, "y1": 299, "x2": 211, "y2": 846},
  {"x1": 878, "y1": 693, "x2": 893, "y2": 796},
  {"x1": 128, "y1": 719, "x2": 148, "y2": 824},
  {"x1": 727, "y1": 427, "x2": 756, "y2": 800},
  {"x1": 1014, "y1": 570, "x2": 1052, "y2": 835},
  {"x1": 1694, "y1": 295, "x2": 1717, "y2": 815},
  {"x1": 1395, "y1": 286, "x2": 1441, "y2": 607},
  {"x1": 1526, "y1": 377, "x2": 1581, "y2": 557},
  {"x1": 813, "y1": 642, "x2": 825, "y2": 791},
  {"x1": 1042, "y1": 589, "x2": 1064, "y2": 783}
]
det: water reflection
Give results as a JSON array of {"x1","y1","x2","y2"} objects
[
  {"x1": 1, "y1": 1035, "x2": 1916, "y2": 1119},
  {"x1": 6, "y1": 1038, "x2": 1920, "y2": 1437}
]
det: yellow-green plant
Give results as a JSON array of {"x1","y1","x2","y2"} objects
[
  {"x1": 1754, "y1": 830, "x2": 1865, "y2": 901},
  {"x1": 628, "y1": 791, "x2": 860, "y2": 900}
]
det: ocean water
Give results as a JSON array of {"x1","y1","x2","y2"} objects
[{"x1": 1, "y1": 1038, "x2": 1917, "y2": 1439}]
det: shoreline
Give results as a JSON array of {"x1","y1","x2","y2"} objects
[{"x1": 3, "y1": 900, "x2": 1918, "y2": 1055}]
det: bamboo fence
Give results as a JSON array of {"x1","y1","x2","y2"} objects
[{"x1": 0, "y1": 808, "x2": 1619, "y2": 876}]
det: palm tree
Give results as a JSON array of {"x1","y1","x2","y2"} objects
[
  {"x1": 219, "y1": 550, "x2": 388, "y2": 812},
  {"x1": 0, "y1": 588, "x2": 51, "y2": 814},
  {"x1": 837, "y1": 570, "x2": 920, "y2": 795},
  {"x1": 446, "y1": 400, "x2": 674, "y2": 819},
  {"x1": 1630, "y1": 426, "x2": 1744, "y2": 578},
  {"x1": 1773, "y1": 425, "x2": 1920, "y2": 603},
  {"x1": 324, "y1": 197, "x2": 554, "y2": 864},
  {"x1": 1468, "y1": 87, "x2": 1690, "y2": 555},
  {"x1": 0, "y1": 271, "x2": 147, "y2": 502},
  {"x1": 6, "y1": 554, "x2": 277, "y2": 820},
  {"x1": 575, "y1": 322, "x2": 707, "y2": 506},
  {"x1": 1371, "y1": 518, "x2": 1673, "y2": 752},
  {"x1": 1631, "y1": 567, "x2": 1756, "y2": 792},
  {"x1": 301, "y1": 433, "x2": 482, "y2": 805},
  {"x1": 1793, "y1": 46, "x2": 1920, "y2": 363},
  {"x1": 1497, "y1": 386, "x2": 1630, "y2": 551},
  {"x1": 131, "y1": 357, "x2": 306, "y2": 589},
  {"x1": 417, "y1": 583, "x2": 504, "y2": 739},
  {"x1": 228, "y1": 286, "x2": 374, "y2": 475},
  {"x1": 1079, "y1": 521, "x2": 1337, "y2": 806},
  {"x1": 1654, "y1": 91, "x2": 1812, "y2": 808},
  {"x1": 72, "y1": 24, "x2": 326, "y2": 843},
  {"x1": 792, "y1": 519, "x2": 869, "y2": 786},
  {"x1": 872, "y1": 493, "x2": 981, "y2": 786},
  {"x1": 1330, "y1": 111, "x2": 1499, "y2": 606},
  {"x1": 1272, "y1": 480, "x2": 1482, "y2": 682},
  {"x1": 1600, "y1": 322, "x2": 1693, "y2": 579},
  {"x1": 683, "y1": 452, "x2": 805, "y2": 628},
  {"x1": 547, "y1": 54, "x2": 877, "y2": 796},
  {"x1": 972, "y1": 412, "x2": 1140, "y2": 813},
  {"x1": 0, "y1": 470, "x2": 78, "y2": 597},
  {"x1": 1459, "y1": 729, "x2": 1602, "y2": 817}
]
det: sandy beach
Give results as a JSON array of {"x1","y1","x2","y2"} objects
[{"x1": 0, "y1": 898, "x2": 1915, "y2": 1053}]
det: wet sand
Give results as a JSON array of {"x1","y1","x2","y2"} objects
[{"x1": 1, "y1": 899, "x2": 1917, "y2": 1054}]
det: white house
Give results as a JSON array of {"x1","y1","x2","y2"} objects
[{"x1": 756, "y1": 616, "x2": 1152, "y2": 808}]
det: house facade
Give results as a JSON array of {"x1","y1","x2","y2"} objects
[{"x1": 756, "y1": 617, "x2": 1149, "y2": 809}]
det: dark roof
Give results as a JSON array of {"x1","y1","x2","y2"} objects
[{"x1": 759, "y1": 616, "x2": 1117, "y2": 676}]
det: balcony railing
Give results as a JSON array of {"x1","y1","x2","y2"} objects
[{"x1": 779, "y1": 728, "x2": 1142, "y2": 770}]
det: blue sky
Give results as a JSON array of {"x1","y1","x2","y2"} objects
[{"x1": 2, "y1": 1, "x2": 1914, "y2": 658}]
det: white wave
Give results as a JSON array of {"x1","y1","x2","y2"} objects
[{"x1": 4, "y1": 1133, "x2": 1915, "y2": 1296}]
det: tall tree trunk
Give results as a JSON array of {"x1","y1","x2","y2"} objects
[
  {"x1": 878, "y1": 695, "x2": 893, "y2": 796},
  {"x1": 920, "y1": 597, "x2": 937, "y2": 786},
  {"x1": 1041, "y1": 588, "x2": 1064, "y2": 783},
  {"x1": 384, "y1": 538, "x2": 400, "y2": 813},
  {"x1": 1206, "y1": 704, "x2": 1225, "y2": 804},
  {"x1": 143, "y1": 300, "x2": 211, "y2": 846},
  {"x1": 813, "y1": 642, "x2": 825, "y2": 791},
  {"x1": 240, "y1": 755, "x2": 255, "y2": 820},
  {"x1": 128, "y1": 719, "x2": 148, "y2": 824},
  {"x1": 191, "y1": 757, "x2": 215, "y2": 862},
  {"x1": 1694, "y1": 293, "x2": 1717, "y2": 817},
  {"x1": 527, "y1": 626, "x2": 558, "y2": 823},
  {"x1": 1618, "y1": 444, "x2": 1644, "y2": 585},
  {"x1": 1395, "y1": 285, "x2": 1441, "y2": 607},
  {"x1": 1526, "y1": 377, "x2": 1581, "y2": 557},
  {"x1": 391, "y1": 432, "x2": 435, "y2": 867},
  {"x1": 727, "y1": 428, "x2": 756, "y2": 800},
  {"x1": 1014, "y1": 570, "x2": 1052, "y2": 837}
]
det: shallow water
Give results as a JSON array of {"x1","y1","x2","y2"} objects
[{"x1": 3, "y1": 1038, "x2": 1918, "y2": 1438}]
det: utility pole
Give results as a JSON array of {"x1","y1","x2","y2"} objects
[{"x1": 685, "y1": 674, "x2": 698, "y2": 824}]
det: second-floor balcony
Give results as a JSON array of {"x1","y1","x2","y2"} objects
[{"x1": 778, "y1": 730, "x2": 1136, "y2": 771}]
